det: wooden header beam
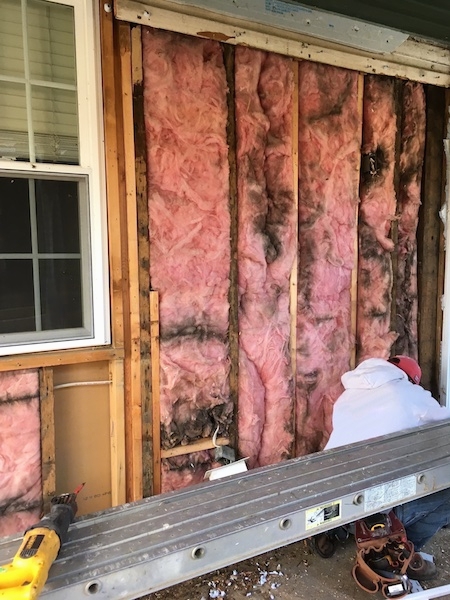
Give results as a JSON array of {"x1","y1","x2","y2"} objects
[{"x1": 115, "y1": 0, "x2": 450, "y2": 87}]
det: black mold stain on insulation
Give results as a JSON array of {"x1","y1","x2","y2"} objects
[
  {"x1": 307, "y1": 72, "x2": 354, "y2": 123},
  {"x1": 0, "y1": 497, "x2": 41, "y2": 515},
  {"x1": 361, "y1": 146, "x2": 389, "y2": 186},
  {"x1": 161, "y1": 401, "x2": 233, "y2": 449},
  {"x1": 1, "y1": 394, "x2": 38, "y2": 406},
  {"x1": 161, "y1": 321, "x2": 227, "y2": 344}
]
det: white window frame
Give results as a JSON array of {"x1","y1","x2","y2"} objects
[{"x1": 0, "y1": 0, "x2": 110, "y2": 356}]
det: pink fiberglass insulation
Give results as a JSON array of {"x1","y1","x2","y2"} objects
[
  {"x1": 161, "y1": 450, "x2": 222, "y2": 492},
  {"x1": 295, "y1": 62, "x2": 361, "y2": 455},
  {"x1": 357, "y1": 76, "x2": 399, "y2": 362},
  {"x1": 142, "y1": 28, "x2": 232, "y2": 491},
  {"x1": 235, "y1": 46, "x2": 296, "y2": 468},
  {"x1": 395, "y1": 82, "x2": 426, "y2": 359},
  {"x1": 0, "y1": 370, "x2": 41, "y2": 536}
]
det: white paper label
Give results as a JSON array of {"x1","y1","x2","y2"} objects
[
  {"x1": 364, "y1": 475, "x2": 417, "y2": 512},
  {"x1": 305, "y1": 500, "x2": 342, "y2": 530}
]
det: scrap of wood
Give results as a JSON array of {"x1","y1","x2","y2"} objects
[
  {"x1": 161, "y1": 437, "x2": 231, "y2": 459},
  {"x1": 150, "y1": 291, "x2": 161, "y2": 495}
]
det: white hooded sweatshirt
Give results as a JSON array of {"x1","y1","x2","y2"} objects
[{"x1": 325, "y1": 358, "x2": 450, "y2": 450}]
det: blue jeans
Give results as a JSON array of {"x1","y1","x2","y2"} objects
[{"x1": 394, "y1": 488, "x2": 450, "y2": 550}]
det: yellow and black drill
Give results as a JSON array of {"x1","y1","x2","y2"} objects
[{"x1": 0, "y1": 483, "x2": 84, "y2": 600}]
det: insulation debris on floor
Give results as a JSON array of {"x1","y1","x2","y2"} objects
[{"x1": 144, "y1": 528, "x2": 450, "y2": 600}]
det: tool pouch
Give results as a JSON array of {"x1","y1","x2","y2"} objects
[{"x1": 352, "y1": 511, "x2": 414, "y2": 598}]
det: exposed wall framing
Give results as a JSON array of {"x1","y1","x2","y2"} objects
[
  {"x1": 1, "y1": 0, "x2": 448, "y2": 528},
  {"x1": 149, "y1": 291, "x2": 161, "y2": 495},
  {"x1": 109, "y1": 359, "x2": 126, "y2": 506},
  {"x1": 351, "y1": 73, "x2": 365, "y2": 369},
  {"x1": 224, "y1": 44, "x2": 239, "y2": 454},
  {"x1": 418, "y1": 87, "x2": 449, "y2": 396},
  {"x1": 39, "y1": 368, "x2": 56, "y2": 514},
  {"x1": 121, "y1": 14, "x2": 448, "y2": 494},
  {"x1": 130, "y1": 23, "x2": 154, "y2": 499}
]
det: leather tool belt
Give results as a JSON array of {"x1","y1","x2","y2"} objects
[{"x1": 352, "y1": 511, "x2": 414, "y2": 598}]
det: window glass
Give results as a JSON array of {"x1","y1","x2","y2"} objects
[
  {"x1": 28, "y1": 0, "x2": 76, "y2": 86},
  {"x1": 40, "y1": 258, "x2": 82, "y2": 330},
  {"x1": 0, "y1": 0, "x2": 79, "y2": 163},
  {"x1": 0, "y1": 174, "x2": 89, "y2": 339},
  {"x1": 32, "y1": 85, "x2": 78, "y2": 163},
  {"x1": 0, "y1": 260, "x2": 34, "y2": 334},
  {"x1": 36, "y1": 179, "x2": 80, "y2": 253},
  {"x1": 0, "y1": 177, "x2": 31, "y2": 252},
  {"x1": 0, "y1": 83, "x2": 29, "y2": 161},
  {"x1": 0, "y1": 0, "x2": 24, "y2": 77}
]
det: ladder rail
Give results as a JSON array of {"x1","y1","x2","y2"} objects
[{"x1": 1, "y1": 420, "x2": 450, "y2": 599}]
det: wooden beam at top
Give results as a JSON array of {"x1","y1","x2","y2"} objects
[{"x1": 115, "y1": 0, "x2": 450, "y2": 87}]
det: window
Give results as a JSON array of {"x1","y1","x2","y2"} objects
[{"x1": 0, "y1": 0, "x2": 109, "y2": 355}]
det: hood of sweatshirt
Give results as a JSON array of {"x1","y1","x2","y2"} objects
[{"x1": 341, "y1": 358, "x2": 408, "y2": 390}]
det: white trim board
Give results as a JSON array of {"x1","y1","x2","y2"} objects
[{"x1": 114, "y1": 0, "x2": 450, "y2": 87}]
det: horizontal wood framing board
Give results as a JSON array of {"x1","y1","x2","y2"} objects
[
  {"x1": 115, "y1": 0, "x2": 450, "y2": 87},
  {"x1": 161, "y1": 437, "x2": 231, "y2": 459},
  {"x1": 0, "y1": 347, "x2": 124, "y2": 373}
]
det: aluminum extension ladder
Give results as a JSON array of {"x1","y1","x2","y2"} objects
[{"x1": 2, "y1": 420, "x2": 450, "y2": 599}]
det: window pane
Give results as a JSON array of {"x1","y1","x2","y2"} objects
[
  {"x1": 0, "y1": 82, "x2": 29, "y2": 161},
  {"x1": 40, "y1": 258, "x2": 82, "y2": 330},
  {"x1": 0, "y1": 0, "x2": 78, "y2": 164},
  {"x1": 0, "y1": 174, "x2": 88, "y2": 340},
  {"x1": 28, "y1": 0, "x2": 76, "y2": 86},
  {"x1": 0, "y1": 177, "x2": 31, "y2": 253},
  {"x1": 0, "y1": 260, "x2": 35, "y2": 334},
  {"x1": 32, "y1": 85, "x2": 79, "y2": 163},
  {"x1": 36, "y1": 179, "x2": 80, "y2": 253},
  {"x1": 0, "y1": 0, "x2": 24, "y2": 78}
]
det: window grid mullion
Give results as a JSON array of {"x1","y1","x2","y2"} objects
[
  {"x1": 21, "y1": 0, "x2": 36, "y2": 163},
  {"x1": 0, "y1": 74, "x2": 77, "y2": 92},
  {"x1": 28, "y1": 179, "x2": 42, "y2": 331}
]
